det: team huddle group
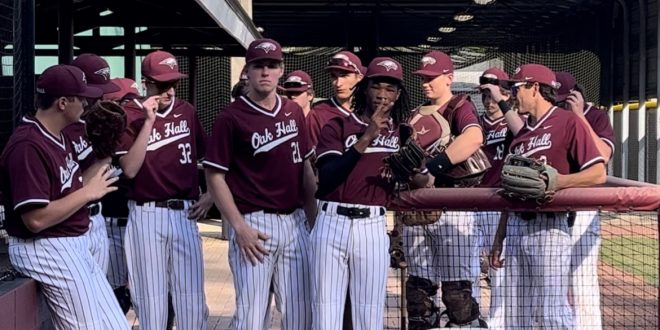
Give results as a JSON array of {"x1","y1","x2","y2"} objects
[{"x1": 0, "y1": 36, "x2": 613, "y2": 330}]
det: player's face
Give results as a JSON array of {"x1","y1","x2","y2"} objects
[
  {"x1": 511, "y1": 82, "x2": 536, "y2": 114},
  {"x1": 366, "y1": 80, "x2": 400, "y2": 113},
  {"x1": 481, "y1": 88, "x2": 510, "y2": 116},
  {"x1": 61, "y1": 96, "x2": 87, "y2": 123},
  {"x1": 145, "y1": 79, "x2": 178, "y2": 110},
  {"x1": 330, "y1": 70, "x2": 362, "y2": 101},
  {"x1": 420, "y1": 73, "x2": 452, "y2": 101},
  {"x1": 247, "y1": 60, "x2": 284, "y2": 95},
  {"x1": 285, "y1": 90, "x2": 313, "y2": 109}
]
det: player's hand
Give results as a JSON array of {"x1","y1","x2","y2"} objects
[
  {"x1": 565, "y1": 90, "x2": 585, "y2": 115},
  {"x1": 490, "y1": 245, "x2": 504, "y2": 269},
  {"x1": 84, "y1": 164, "x2": 119, "y2": 201},
  {"x1": 363, "y1": 101, "x2": 392, "y2": 141},
  {"x1": 234, "y1": 222, "x2": 271, "y2": 266},
  {"x1": 188, "y1": 193, "x2": 213, "y2": 221},
  {"x1": 141, "y1": 96, "x2": 160, "y2": 123},
  {"x1": 479, "y1": 84, "x2": 505, "y2": 102}
]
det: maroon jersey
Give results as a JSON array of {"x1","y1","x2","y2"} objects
[
  {"x1": 509, "y1": 107, "x2": 604, "y2": 174},
  {"x1": 63, "y1": 121, "x2": 95, "y2": 171},
  {"x1": 478, "y1": 114, "x2": 513, "y2": 187},
  {"x1": 203, "y1": 95, "x2": 313, "y2": 214},
  {"x1": 583, "y1": 105, "x2": 615, "y2": 156},
  {"x1": 439, "y1": 97, "x2": 482, "y2": 136},
  {"x1": 307, "y1": 97, "x2": 352, "y2": 147},
  {"x1": 0, "y1": 117, "x2": 89, "y2": 238},
  {"x1": 117, "y1": 97, "x2": 206, "y2": 202},
  {"x1": 316, "y1": 113, "x2": 400, "y2": 206}
]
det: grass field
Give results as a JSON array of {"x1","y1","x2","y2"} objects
[{"x1": 600, "y1": 236, "x2": 659, "y2": 286}]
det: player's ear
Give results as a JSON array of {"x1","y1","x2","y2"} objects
[
  {"x1": 356, "y1": 73, "x2": 364, "y2": 82},
  {"x1": 447, "y1": 73, "x2": 454, "y2": 86},
  {"x1": 56, "y1": 97, "x2": 67, "y2": 111}
]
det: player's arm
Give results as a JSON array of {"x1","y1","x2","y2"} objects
[
  {"x1": 81, "y1": 157, "x2": 111, "y2": 185},
  {"x1": 119, "y1": 96, "x2": 158, "y2": 178},
  {"x1": 490, "y1": 211, "x2": 508, "y2": 269},
  {"x1": 556, "y1": 162, "x2": 606, "y2": 190},
  {"x1": 302, "y1": 158, "x2": 317, "y2": 226},
  {"x1": 566, "y1": 92, "x2": 613, "y2": 163},
  {"x1": 444, "y1": 126, "x2": 483, "y2": 164},
  {"x1": 205, "y1": 169, "x2": 270, "y2": 265},
  {"x1": 22, "y1": 165, "x2": 118, "y2": 233}
]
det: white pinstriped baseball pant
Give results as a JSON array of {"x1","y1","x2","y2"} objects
[
  {"x1": 9, "y1": 235, "x2": 129, "y2": 330},
  {"x1": 228, "y1": 208, "x2": 311, "y2": 330},
  {"x1": 125, "y1": 200, "x2": 209, "y2": 330},
  {"x1": 310, "y1": 201, "x2": 389, "y2": 330}
]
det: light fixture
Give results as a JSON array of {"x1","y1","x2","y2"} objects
[
  {"x1": 453, "y1": 13, "x2": 474, "y2": 22},
  {"x1": 473, "y1": 0, "x2": 496, "y2": 5},
  {"x1": 99, "y1": 8, "x2": 113, "y2": 16},
  {"x1": 418, "y1": 44, "x2": 431, "y2": 49},
  {"x1": 426, "y1": 36, "x2": 441, "y2": 42},
  {"x1": 438, "y1": 27, "x2": 456, "y2": 33}
]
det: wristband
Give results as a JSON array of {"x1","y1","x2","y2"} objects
[
  {"x1": 498, "y1": 100, "x2": 511, "y2": 114},
  {"x1": 427, "y1": 152, "x2": 453, "y2": 177}
]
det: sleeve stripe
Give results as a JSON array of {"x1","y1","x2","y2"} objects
[
  {"x1": 580, "y1": 156, "x2": 605, "y2": 171},
  {"x1": 304, "y1": 148, "x2": 315, "y2": 159},
  {"x1": 14, "y1": 199, "x2": 49, "y2": 210},
  {"x1": 420, "y1": 168, "x2": 429, "y2": 174},
  {"x1": 461, "y1": 124, "x2": 483, "y2": 133},
  {"x1": 601, "y1": 138, "x2": 615, "y2": 153},
  {"x1": 115, "y1": 151, "x2": 128, "y2": 155},
  {"x1": 317, "y1": 150, "x2": 342, "y2": 159},
  {"x1": 201, "y1": 160, "x2": 229, "y2": 171}
]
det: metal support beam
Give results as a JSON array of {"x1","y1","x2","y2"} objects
[
  {"x1": 637, "y1": 0, "x2": 646, "y2": 182},
  {"x1": 124, "y1": 20, "x2": 136, "y2": 80},
  {"x1": 615, "y1": 0, "x2": 630, "y2": 179},
  {"x1": 13, "y1": 0, "x2": 35, "y2": 129},
  {"x1": 57, "y1": 0, "x2": 73, "y2": 64},
  {"x1": 188, "y1": 53, "x2": 197, "y2": 106}
]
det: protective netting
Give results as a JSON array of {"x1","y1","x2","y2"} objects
[
  {"x1": 0, "y1": 0, "x2": 14, "y2": 152},
  {"x1": 382, "y1": 186, "x2": 659, "y2": 330}
]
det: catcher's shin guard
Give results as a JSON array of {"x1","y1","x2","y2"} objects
[
  {"x1": 406, "y1": 275, "x2": 441, "y2": 329},
  {"x1": 440, "y1": 280, "x2": 481, "y2": 326}
]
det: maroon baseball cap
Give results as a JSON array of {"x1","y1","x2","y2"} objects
[
  {"x1": 246, "y1": 38, "x2": 283, "y2": 63},
  {"x1": 71, "y1": 53, "x2": 120, "y2": 94},
  {"x1": 326, "y1": 51, "x2": 364, "y2": 75},
  {"x1": 482, "y1": 68, "x2": 509, "y2": 81},
  {"x1": 366, "y1": 57, "x2": 403, "y2": 82},
  {"x1": 141, "y1": 50, "x2": 188, "y2": 82},
  {"x1": 508, "y1": 64, "x2": 559, "y2": 88},
  {"x1": 281, "y1": 70, "x2": 313, "y2": 92},
  {"x1": 555, "y1": 71, "x2": 578, "y2": 101},
  {"x1": 104, "y1": 78, "x2": 140, "y2": 101},
  {"x1": 36, "y1": 64, "x2": 103, "y2": 99},
  {"x1": 414, "y1": 51, "x2": 454, "y2": 77}
]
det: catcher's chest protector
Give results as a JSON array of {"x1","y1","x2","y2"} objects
[{"x1": 410, "y1": 105, "x2": 452, "y2": 157}]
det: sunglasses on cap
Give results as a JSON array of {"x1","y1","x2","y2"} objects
[
  {"x1": 479, "y1": 76, "x2": 500, "y2": 86},
  {"x1": 510, "y1": 81, "x2": 534, "y2": 97},
  {"x1": 282, "y1": 81, "x2": 309, "y2": 89},
  {"x1": 327, "y1": 58, "x2": 360, "y2": 73},
  {"x1": 146, "y1": 79, "x2": 179, "y2": 93}
]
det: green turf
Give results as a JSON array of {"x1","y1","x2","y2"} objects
[{"x1": 600, "y1": 236, "x2": 659, "y2": 286}]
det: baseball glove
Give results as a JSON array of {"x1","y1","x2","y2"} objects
[
  {"x1": 83, "y1": 101, "x2": 127, "y2": 159},
  {"x1": 398, "y1": 210, "x2": 441, "y2": 226},
  {"x1": 383, "y1": 128, "x2": 426, "y2": 184},
  {"x1": 435, "y1": 147, "x2": 492, "y2": 187},
  {"x1": 500, "y1": 154, "x2": 558, "y2": 204}
]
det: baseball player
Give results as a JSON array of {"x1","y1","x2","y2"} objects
[
  {"x1": 0, "y1": 64, "x2": 129, "y2": 329},
  {"x1": 69, "y1": 53, "x2": 121, "y2": 273},
  {"x1": 556, "y1": 71, "x2": 615, "y2": 330},
  {"x1": 404, "y1": 51, "x2": 487, "y2": 328},
  {"x1": 204, "y1": 38, "x2": 317, "y2": 330},
  {"x1": 117, "y1": 50, "x2": 211, "y2": 329},
  {"x1": 281, "y1": 70, "x2": 315, "y2": 117},
  {"x1": 496, "y1": 64, "x2": 606, "y2": 328},
  {"x1": 311, "y1": 57, "x2": 419, "y2": 330},
  {"x1": 307, "y1": 51, "x2": 365, "y2": 147},
  {"x1": 474, "y1": 68, "x2": 522, "y2": 329}
]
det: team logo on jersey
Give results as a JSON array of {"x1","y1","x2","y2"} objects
[
  {"x1": 251, "y1": 119, "x2": 299, "y2": 155},
  {"x1": 255, "y1": 41, "x2": 277, "y2": 53},
  {"x1": 147, "y1": 120, "x2": 191, "y2": 151},
  {"x1": 94, "y1": 67, "x2": 110, "y2": 80},
  {"x1": 512, "y1": 132, "x2": 552, "y2": 157},
  {"x1": 421, "y1": 56, "x2": 436, "y2": 67},
  {"x1": 60, "y1": 153, "x2": 80, "y2": 192},
  {"x1": 486, "y1": 128, "x2": 508, "y2": 145},
  {"x1": 377, "y1": 60, "x2": 398, "y2": 72},
  {"x1": 72, "y1": 136, "x2": 92, "y2": 160},
  {"x1": 159, "y1": 57, "x2": 178, "y2": 70},
  {"x1": 344, "y1": 133, "x2": 399, "y2": 153}
]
